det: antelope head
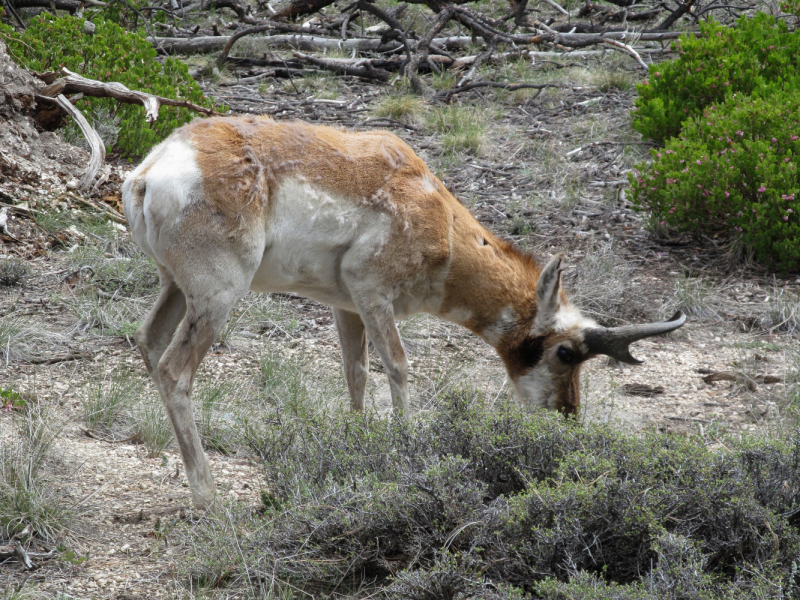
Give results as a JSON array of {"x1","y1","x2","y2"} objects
[{"x1": 498, "y1": 254, "x2": 686, "y2": 416}]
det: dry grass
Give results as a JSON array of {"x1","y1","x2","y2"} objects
[
  {"x1": 373, "y1": 94, "x2": 425, "y2": 121},
  {"x1": 567, "y1": 242, "x2": 657, "y2": 325},
  {"x1": 0, "y1": 402, "x2": 67, "y2": 545},
  {"x1": 426, "y1": 105, "x2": 488, "y2": 155}
]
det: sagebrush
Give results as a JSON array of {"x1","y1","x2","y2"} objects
[{"x1": 186, "y1": 392, "x2": 800, "y2": 598}]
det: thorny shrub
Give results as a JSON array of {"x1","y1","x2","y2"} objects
[
  {"x1": 630, "y1": 91, "x2": 800, "y2": 271},
  {"x1": 633, "y1": 13, "x2": 800, "y2": 143},
  {"x1": 0, "y1": 14, "x2": 218, "y2": 156},
  {"x1": 186, "y1": 391, "x2": 800, "y2": 598}
]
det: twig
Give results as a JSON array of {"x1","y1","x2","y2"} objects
[
  {"x1": 62, "y1": 192, "x2": 128, "y2": 224},
  {"x1": 69, "y1": 482, "x2": 109, "y2": 510},
  {"x1": 601, "y1": 38, "x2": 648, "y2": 70}
]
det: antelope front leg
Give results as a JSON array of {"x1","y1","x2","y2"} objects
[
  {"x1": 350, "y1": 298, "x2": 409, "y2": 414},
  {"x1": 333, "y1": 308, "x2": 369, "y2": 412}
]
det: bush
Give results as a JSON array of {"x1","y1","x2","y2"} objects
[
  {"x1": 633, "y1": 13, "x2": 800, "y2": 143},
  {"x1": 185, "y1": 392, "x2": 800, "y2": 598},
  {"x1": 0, "y1": 14, "x2": 217, "y2": 156},
  {"x1": 630, "y1": 91, "x2": 800, "y2": 271}
]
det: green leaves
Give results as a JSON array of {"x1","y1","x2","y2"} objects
[
  {"x1": 633, "y1": 14, "x2": 800, "y2": 143},
  {"x1": 631, "y1": 91, "x2": 800, "y2": 272}
]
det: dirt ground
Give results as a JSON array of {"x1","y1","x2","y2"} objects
[{"x1": 1, "y1": 36, "x2": 800, "y2": 599}]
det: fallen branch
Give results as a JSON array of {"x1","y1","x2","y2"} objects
[
  {"x1": 601, "y1": 38, "x2": 648, "y2": 70},
  {"x1": 10, "y1": 0, "x2": 82, "y2": 12},
  {"x1": 25, "y1": 352, "x2": 91, "y2": 365},
  {"x1": 292, "y1": 51, "x2": 391, "y2": 81},
  {"x1": 13, "y1": 542, "x2": 35, "y2": 571},
  {"x1": 53, "y1": 94, "x2": 105, "y2": 191},
  {"x1": 38, "y1": 67, "x2": 220, "y2": 123},
  {"x1": 439, "y1": 80, "x2": 560, "y2": 98}
]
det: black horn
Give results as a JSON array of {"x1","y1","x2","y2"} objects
[{"x1": 583, "y1": 311, "x2": 686, "y2": 364}]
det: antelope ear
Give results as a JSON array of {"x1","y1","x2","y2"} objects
[{"x1": 534, "y1": 253, "x2": 566, "y2": 332}]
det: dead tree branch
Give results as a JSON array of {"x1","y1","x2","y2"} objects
[
  {"x1": 651, "y1": 0, "x2": 696, "y2": 31},
  {"x1": 357, "y1": 0, "x2": 414, "y2": 71},
  {"x1": 52, "y1": 94, "x2": 105, "y2": 191},
  {"x1": 439, "y1": 81, "x2": 560, "y2": 98},
  {"x1": 292, "y1": 51, "x2": 392, "y2": 81},
  {"x1": 404, "y1": 5, "x2": 454, "y2": 93},
  {"x1": 38, "y1": 67, "x2": 220, "y2": 122},
  {"x1": 601, "y1": 38, "x2": 648, "y2": 69}
]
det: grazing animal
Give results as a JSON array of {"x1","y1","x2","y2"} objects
[{"x1": 122, "y1": 116, "x2": 685, "y2": 508}]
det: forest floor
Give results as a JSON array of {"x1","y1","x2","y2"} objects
[{"x1": 1, "y1": 30, "x2": 800, "y2": 599}]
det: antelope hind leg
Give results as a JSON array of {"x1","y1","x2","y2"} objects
[
  {"x1": 155, "y1": 259, "x2": 255, "y2": 509},
  {"x1": 135, "y1": 266, "x2": 186, "y2": 398}
]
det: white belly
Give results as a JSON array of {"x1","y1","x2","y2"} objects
[{"x1": 249, "y1": 179, "x2": 393, "y2": 310}]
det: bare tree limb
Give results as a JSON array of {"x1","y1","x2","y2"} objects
[
  {"x1": 541, "y1": 0, "x2": 568, "y2": 15},
  {"x1": 651, "y1": 0, "x2": 696, "y2": 31},
  {"x1": 357, "y1": 0, "x2": 414, "y2": 72},
  {"x1": 404, "y1": 5, "x2": 454, "y2": 93},
  {"x1": 38, "y1": 67, "x2": 221, "y2": 122},
  {"x1": 1, "y1": 0, "x2": 27, "y2": 29},
  {"x1": 292, "y1": 51, "x2": 392, "y2": 81},
  {"x1": 438, "y1": 80, "x2": 560, "y2": 98},
  {"x1": 53, "y1": 94, "x2": 105, "y2": 191},
  {"x1": 602, "y1": 38, "x2": 648, "y2": 69},
  {"x1": 10, "y1": 0, "x2": 82, "y2": 12}
]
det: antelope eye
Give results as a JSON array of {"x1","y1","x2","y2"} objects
[{"x1": 557, "y1": 347, "x2": 577, "y2": 364}]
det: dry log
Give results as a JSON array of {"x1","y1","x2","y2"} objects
[
  {"x1": 38, "y1": 67, "x2": 220, "y2": 123},
  {"x1": 53, "y1": 94, "x2": 105, "y2": 191}
]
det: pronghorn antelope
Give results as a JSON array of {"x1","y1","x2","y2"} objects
[{"x1": 122, "y1": 116, "x2": 685, "y2": 508}]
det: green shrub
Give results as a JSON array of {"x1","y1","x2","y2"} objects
[
  {"x1": 630, "y1": 91, "x2": 800, "y2": 271},
  {"x1": 185, "y1": 392, "x2": 800, "y2": 598},
  {"x1": 0, "y1": 14, "x2": 218, "y2": 156},
  {"x1": 633, "y1": 13, "x2": 800, "y2": 143}
]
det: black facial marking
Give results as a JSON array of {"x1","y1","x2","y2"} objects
[{"x1": 518, "y1": 336, "x2": 544, "y2": 368}]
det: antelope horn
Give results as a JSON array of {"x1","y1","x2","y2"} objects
[{"x1": 583, "y1": 311, "x2": 686, "y2": 365}]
